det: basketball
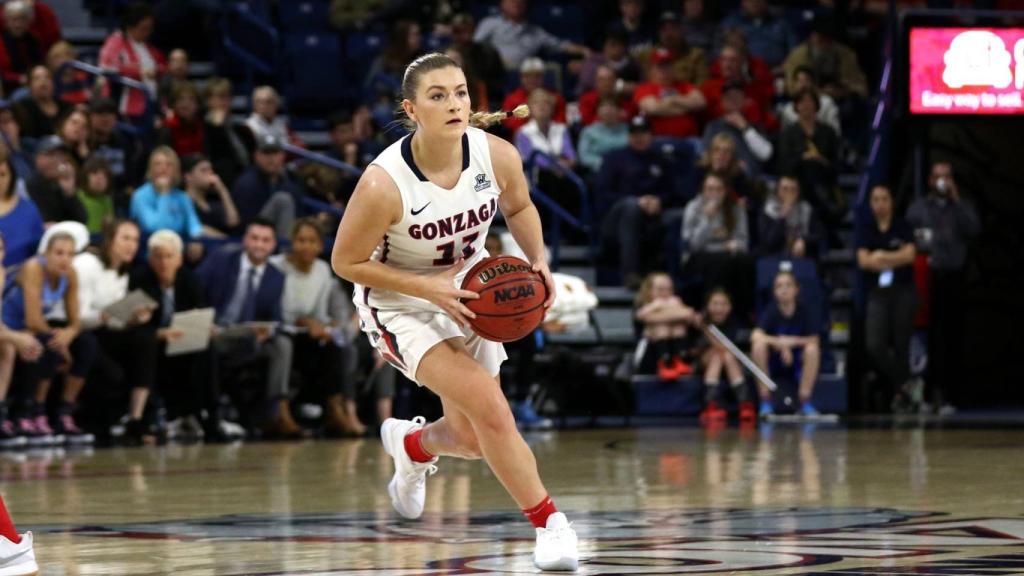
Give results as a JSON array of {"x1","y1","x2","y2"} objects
[{"x1": 461, "y1": 255, "x2": 548, "y2": 342}]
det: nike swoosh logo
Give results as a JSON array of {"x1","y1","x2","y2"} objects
[{"x1": 411, "y1": 203, "x2": 431, "y2": 216}]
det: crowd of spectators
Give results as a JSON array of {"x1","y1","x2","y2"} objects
[{"x1": 0, "y1": 0, "x2": 978, "y2": 444}]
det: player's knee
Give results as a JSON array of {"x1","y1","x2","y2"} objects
[
  {"x1": 805, "y1": 341, "x2": 821, "y2": 357},
  {"x1": 0, "y1": 342, "x2": 14, "y2": 362},
  {"x1": 751, "y1": 337, "x2": 767, "y2": 354}
]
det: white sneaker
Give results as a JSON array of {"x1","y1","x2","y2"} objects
[
  {"x1": 218, "y1": 420, "x2": 246, "y2": 440},
  {"x1": 380, "y1": 417, "x2": 437, "y2": 519},
  {"x1": 0, "y1": 531, "x2": 38, "y2": 576},
  {"x1": 534, "y1": 512, "x2": 579, "y2": 571}
]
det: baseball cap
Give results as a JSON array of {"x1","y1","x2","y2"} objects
[
  {"x1": 36, "y1": 135, "x2": 66, "y2": 155},
  {"x1": 650, "y1": 47, "x2": 675, "y2": 66},
  {"x1": 659, "y1": 11, "x2": 681, "y2": 24},
  {"x1": 520, "y1": 57, "x2": 545, "y2": 74},
  {"x1": 628, "y1": 115, "x2": 651, "y2": 133},
  {"x1": 256, "y1": 133, "x2": 284, "y2": 152}
]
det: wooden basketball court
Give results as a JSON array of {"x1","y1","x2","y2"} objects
[{"x1": 4, "y1": 423, "x2": 1024, "y2": 574}]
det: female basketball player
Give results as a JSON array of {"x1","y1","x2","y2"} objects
[{"x1": 331, "y1": 53, "x2": 579, "y2": 571}]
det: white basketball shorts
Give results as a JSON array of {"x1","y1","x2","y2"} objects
[{"x1": 357, "y1": 307, "x2": 507, "y2": 384}]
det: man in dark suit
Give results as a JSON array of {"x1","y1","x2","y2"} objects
[
  {"x1": 196, "y1": 217, "x2": 303, "y2": 438},
  {"x1": 130, "y1": 229, "x2": 240, "y2": 443}
]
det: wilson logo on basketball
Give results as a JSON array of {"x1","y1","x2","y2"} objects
[
  {"x1": 493, "y1": 284, "x2": 535, "y2": 303},
  {"x1": 476, "y1": 262, "x2": 533, "y2": 285}
]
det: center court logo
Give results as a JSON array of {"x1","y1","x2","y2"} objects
[{"x1": 38, "y1": 508, "x2": 1024, "y2": 574}]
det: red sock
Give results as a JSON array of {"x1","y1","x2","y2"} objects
[
  {"x1": 523, "y1": 495, "x2": 558, "y2": 528},
  {"x1": 403, "y1": 428, "x2": 435, "y2": 463},
  {"x1": 0, "y1": 496, "x2": 21, "y2": 544}
]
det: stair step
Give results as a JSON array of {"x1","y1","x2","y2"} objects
[
  {"x1": 557, "y1": 266, "x2": 596, "y2": 286},
  {"x1": 64, "y1": 27, "x2": 109, "y2": 44},
  {"x1": 557, "y1": 245, "x2": 591, "y2": 263},
  {"x1": 189, "y1": 62, "x2": 216, "y2": 78},
  {"x1": 838, "y1": 173, "x2": 861, "y2": 189},
  {"x1": 821, "y1": 248, "x2": 855, "y2": 265},
  {"x1": 830, "y1": 288, "x2": 853, "y2": 305},
  {"x1": 593, "y1": 286, "x2": 636, "y2": 306},
  {"x1": 294, "y1": 131, "x2": 331, "y2": 149}
]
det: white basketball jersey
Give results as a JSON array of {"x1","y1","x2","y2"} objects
[{"x1": 354, "y1": 126, "x2": 502, "y2": 313}]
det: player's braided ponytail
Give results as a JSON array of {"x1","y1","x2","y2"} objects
[{"x1": 469, "y1": 104, "x2": 530, "y2": 129}]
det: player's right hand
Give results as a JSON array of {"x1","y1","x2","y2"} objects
[{"x1": 422, "y1": 258, "x2": 479, "y2": 329}]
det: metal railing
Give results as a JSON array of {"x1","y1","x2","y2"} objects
[
  {"x1": 282, "y1": 142, "x2": 360, "y2": 219},
  {"x1": 220, "y1": 2, "x2": 279, "y2": 94},
  {"x1": 523, "y1": 150, "x2": 596, "y2": 267},
  {"x1": 54, "y1": 60, "x2": 158, "y2": 134}
]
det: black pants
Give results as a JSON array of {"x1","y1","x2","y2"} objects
[
  {"x1": 93, "y1": 326, "x2": 159, "y2": 393},
  {"x1": 158, "y1": 346, "x2": 215, "y2": 421},
  {"x1": 600, "y1": 197, "x2": 668, "y2": 282},
  {"x1": 927, "y1": 269, "x2": 966, "y2": 404},
  {"x1": 290, "y1": 333, "x2": 351, "y2": 400},
  {"x1": 17, "y1": 329, "x2": 98, "y2": 387},
  {"x1": 865, "y1": 284, "x2": 918, "y2": 393}
]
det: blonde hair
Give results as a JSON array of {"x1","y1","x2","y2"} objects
[
  {"x1": 146, "y1": 146, "x2": 182, "y2": 188},
  {"x1": 398, "y1": 52, "x2": 530, "y2": 131},
  {"x1": 148, "y1": 229, "x2": 183, "y2": 255},
  {"x1": 634, "y1": 272, "x2": 674, "y2": 307},
  {"x1": 698, "y1": 132, "x2": 741, "y2": 178},
  {"x1": 469, "y1": 104, "x2": 530, "y2": 129}
]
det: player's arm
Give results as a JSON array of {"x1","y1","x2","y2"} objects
[
  {"x1": 331, "y1": 164, "x2": 479, "y2": 326},
  {"x1": 490, "y1": 133, "x2": 556, "y2": 308}
]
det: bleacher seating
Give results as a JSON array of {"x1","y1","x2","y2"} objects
[{"x1": 283, "y1": 33, "x2": 352, "y2": 113}]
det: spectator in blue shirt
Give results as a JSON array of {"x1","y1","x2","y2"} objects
[
  {"x1": 578, "y1": 98, "x2": 628, "y2": 173},
  {"x1": 129, "y1": 146, "x2": 202, "y2": 242},
  {"x1": 230, "y1": 133, "x2": 302, "y2": 239},
  {"x1": 0, "y1": 155, "x2": 43, "y2": 268},
  {"x1": 719, "y1": 0, "x2": 796, "y2": 70},
  {"x1": 751, "y1": 270, "x2": 821, "y2": 418},
  {"x1": 597, "y1": 116, "x2": 677, "y2": 289}
]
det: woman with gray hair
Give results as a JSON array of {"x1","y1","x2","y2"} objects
[{"x1": 129, "y1": 229, "x2": 243, "y2": 442}]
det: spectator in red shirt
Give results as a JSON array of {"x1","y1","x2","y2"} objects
[
  {"x1": 578, "y1": 64, "x2": 637, "y2": 126},
  {"x1": 0, "y1": 1, "x2": 43, "y2": 95},
  {"x1": 702, "y1": 42, "x2": 776, "y2": 131},
  {"x1": 159, "y1": 81, "x2": 204, "y2": 159},
  {"x1": 705, "y1": 30, "x2": 774, "y2": 120},
  {"x1": 501, "y1": 57, "x2": 565, "y2": 135},
  {"x1": 0, "y1": 0, "x2": 60, "y2": 55},
  {"x1": 633, "y1": 47, "x2": 705, "y2": 139},
  {"x1": 98, "y1": 2, "x2": 166, "y2": 120}
]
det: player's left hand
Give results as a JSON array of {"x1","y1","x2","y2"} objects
[{"x1": 531, "y1": 260, "x2": 556, "y2": 309}]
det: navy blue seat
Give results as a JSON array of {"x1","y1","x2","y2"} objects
[
  {"x1": 345, "y1": 31, "x2": 386, "y2": 85},
  {"x1": 278, "y1": 0, "x2": 331, "y2": 33},
  {"x1": 528, "y1": 2, "x2": 585, "y2": 45},
  {"x1": 284, "y1": 33, "x2": 350, "y2": 114}
]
